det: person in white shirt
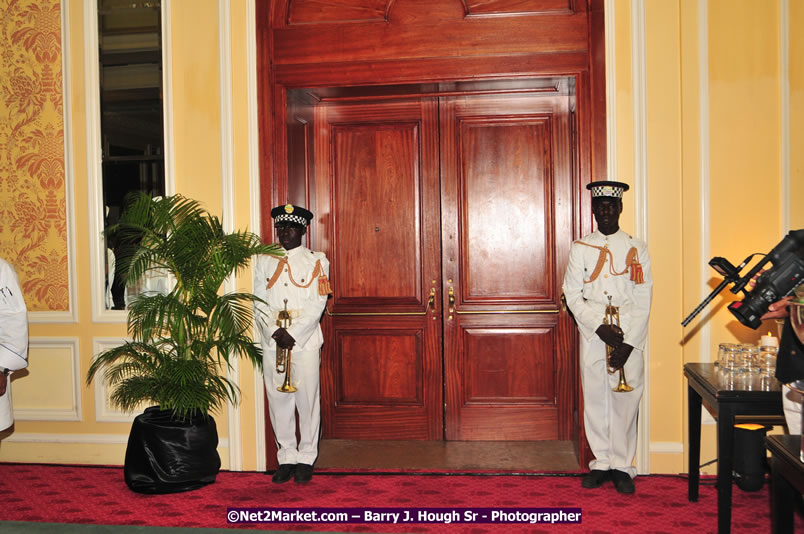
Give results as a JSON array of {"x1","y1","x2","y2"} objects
[
  {"x1": 562, "y1": 181, "x2": 653, "y2": 494},
  {"x1": 254, "y1": 204, "x2": 331, "y2": 484},
  {"x1": 0, "y1": 258, "x2": 29, "y2": 431}
]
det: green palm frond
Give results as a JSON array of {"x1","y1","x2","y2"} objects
[
  {"x1": 210, "y1": 292, "x2": 260, "y2": 336},
  {"x1": 212, "y1": 334, "x2": 264, "y2": 370},
  {"x1": 89, "y1": 193, "x2": 282, "y2": 421}
]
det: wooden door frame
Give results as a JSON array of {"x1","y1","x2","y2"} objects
[{"x1": 256, "y1": 0, "x2": 604, "y2": 469}]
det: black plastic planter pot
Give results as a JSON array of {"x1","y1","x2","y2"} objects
[{"x1": 124, "y1": 406, "x2": 221, "y2": 494}]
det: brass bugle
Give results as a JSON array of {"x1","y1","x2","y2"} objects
[
  {"x1": 604, "y1": 296, "x2": 633, "y2": 393},
  {"x1": 277, "y1": 350, "x2": 296, "y2": 393},
  {"x1": 275, "y1": 299, "x2": 297, "y2": 393}
]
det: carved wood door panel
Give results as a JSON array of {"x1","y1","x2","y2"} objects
[
  {"x1": 315, "y1": 92, "x2": 574, "y2": 442},
  {"x1": 316, "y1": 98, "x2": 444, "y2": 439},
  {"x1": 440, "y1": 93, "x2": 575, "y2": 441}
]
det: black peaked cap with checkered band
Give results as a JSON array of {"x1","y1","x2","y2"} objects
[
  {"x1": 586, "y1": 180, "x2": 630, "y2": 199},
  {"x1": 270, "y1": 204, "x2": 313, "y2": 227}
]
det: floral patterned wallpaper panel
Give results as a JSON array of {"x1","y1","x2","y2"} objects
[{"x1": 0, "y1": 0, "x2": 68, "y2": 312}]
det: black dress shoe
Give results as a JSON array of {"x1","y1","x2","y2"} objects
[
  {"x1": 581, "y1": 469, "x2": 610, "y2": 489},
  {"x1": 271, "y1": 464, "x2": 296, "y2": 484},
  {"x1": 611, "y1": 469, "x2": 635, "y2": 494},
  {"x1": 294, "y1": 463, "x2": 314, "y2": 484}
]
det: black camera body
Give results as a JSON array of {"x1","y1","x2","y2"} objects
[
  {"x1": 727, "y1": 230, "x2": 804, "y2": 329},
  {"x1": 682, "y1": 229, "x2": 804, "y2": 329}
]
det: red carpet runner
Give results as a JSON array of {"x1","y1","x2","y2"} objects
[{"x1": 0, "y1": 463, "x2": 789, "y2": 533}]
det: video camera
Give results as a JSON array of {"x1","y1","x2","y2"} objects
[{"x1": 682, "y1": 229, "x2": 804, "y2": 329}]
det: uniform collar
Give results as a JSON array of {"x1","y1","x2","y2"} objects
[
  {"x1": 283, "y1": 246, "x2": 308, "y2": 258},
  {"x1": 593, "y1": 229, "x2": 625, "y2": 241}
]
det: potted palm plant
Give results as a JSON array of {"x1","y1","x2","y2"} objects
[{"x1": 87, "y1": 193, "x2": 281, "y2": 494}]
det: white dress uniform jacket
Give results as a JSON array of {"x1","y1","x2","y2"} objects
[
  {"x1": 254, "y1": 246, "x2": 329, "y2": 465},
  {"x1": 0, "y1": 258, "x2": 29, "y2": 431},
  {"x1": 562, "y1": 229, "x2": 652, "y2": 477}
]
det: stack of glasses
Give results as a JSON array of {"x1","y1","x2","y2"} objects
[{"x1": 716, "y1": 339, "x2": 779, "y2": 391}]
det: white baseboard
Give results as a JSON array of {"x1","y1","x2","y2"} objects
[
  {"x1": 649, "y1": 441, "x2": 684, "y2": 454},
  {"x1": 3, "y1": 432, "x2": 229, "y2": 448}
]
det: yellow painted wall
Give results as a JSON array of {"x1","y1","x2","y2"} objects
[
  {"x1": 230, "y1": 0, "x2": 261, "y2": 469},
  {"x1": 614, "y1": 0, "x2": 802, "y2": 475},
  {"x1": 168, "y1": 0, "x2": 231, "y2": 450},
  {"x1": 1, "y1": 0, "x2": 801, "y2": 475},
  {"x1": 644, "y1": 0, "x2": 685, "y2": 474},
  {"x1": 792, "y1": 0, "x2": 804, "y2": 231},
  {"x1": 172, "y1": 0, "x2": 222, "y2": 202}
]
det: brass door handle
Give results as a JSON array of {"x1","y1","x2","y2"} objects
[
  {"x1": 427, "y1": 287, "x2": 436, "y2": 312},
  {"x1": 448, "y1": 286, "x2": 455, "y2": 313}
]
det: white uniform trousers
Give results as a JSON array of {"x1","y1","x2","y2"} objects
[
  {"x1": 264, "y1": 349, "x2": 321, "y2": 465},
  {"x1": 580, "y1": 334, "x2": 644, "y2": 478},
  {"x1": 783, "y1": 384, "x2": 803, "y2": 435},
  {"x1": 0, "y1": 383, "x2": 14, "y2": 431}
]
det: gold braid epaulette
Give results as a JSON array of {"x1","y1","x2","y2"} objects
[
  {"x1": 575, "y1": 241, "x2": 644, "y2": 284},
  {"x1": 266, "y1": 256, "x2": 333, "y2": 295}
]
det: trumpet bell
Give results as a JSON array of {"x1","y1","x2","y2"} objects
[
  {"x1": 277, "y1": 346, "x2": 296, "y2": 393},
  {"x1": 604, "y1": 296, "x2": 633, "y2": 393},
  {"x1": 278, "y1": 381, "x2": 297, "y2": 393},
  {"x1": 613, "y1": 369, "x2": 633, "y2": 392},
  {"x1": 278, "y1": 355, "x2": 297, "y2": 393}
]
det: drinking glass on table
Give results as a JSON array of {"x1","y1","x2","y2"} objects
[
  {"x1": 715, "y1": 343, "x2": 740, "y2": 371},
  {"x1": 718, "y1": 343, "x2": 741, "y2": 372},
  {"x1": 758, "y1": 345, "x2": 778, "y2": 376},
  {"x1": 737, "y1": 369, "x2": 763, "y2": 390},
  {"x1": 739, "y1": 345, "x2": 761, "y2": 374},
  {"x1": 717, "y1": 366, "x2": 737, "y2": 390}
]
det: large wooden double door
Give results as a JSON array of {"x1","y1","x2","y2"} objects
[{"x1": 313, "y1": 91, "x2": 577, "y2": 442}]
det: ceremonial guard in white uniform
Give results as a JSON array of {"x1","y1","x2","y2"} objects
[
  {"x1": 562, "y1": 181, "x2": 652, "y2": 494},
  {"x1": 0, "y1": 258, "x2": 29, "y2": 431},
  {"x1": 254, "y1": 204, "x2": 331, "y2": 484}
]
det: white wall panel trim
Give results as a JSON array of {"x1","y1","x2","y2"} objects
[
  {"x1": 84, "y1": 0, "x2": 121, "y2": 324},
  {"x1": 84, "y1": 0, "x2": 175, "y2": 323},
  {"x1": 630, "y1": 0, "x2": 650, "y2": 476},
  {"x1": 3, "y1": 433, "x2": 229, "y2": 449},
  {"x1": 649, "y1": 441, "x2": 684, "y2": 454},
  {"x1": 91, "y1": 337, "x2": 139, "y2": 423},
  {"x1": 59, "y1": 0, "x2": 78, "y2": 324},
  {"x1": 247, "y1": 0, "x2": 267, "y2": 473},
  {"x1": 698, "y1": 0, "x2": 711, "y2": 364},
  {"x1": 219, "y1": 0, "x2": 242, "y2": 472},
  {"x1": 162, "y1": 0, "x2": 176, "y2": 196},
  {"x1": 604, "y1": 0, "x2": 617, "y2": 183},
  {"x1": 30, "y1": 0, "x2": 79, "y2": 324},
  {"x1": 14, "y1": 337, "x2": 81, "y2": 421}
]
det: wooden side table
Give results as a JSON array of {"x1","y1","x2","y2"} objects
[
  {"x1": 767, "y1": 434, "x2": 804, "y2": 534},
  {"x1": 685, "y1": 363, "x2": 784, "y2": 534}
]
